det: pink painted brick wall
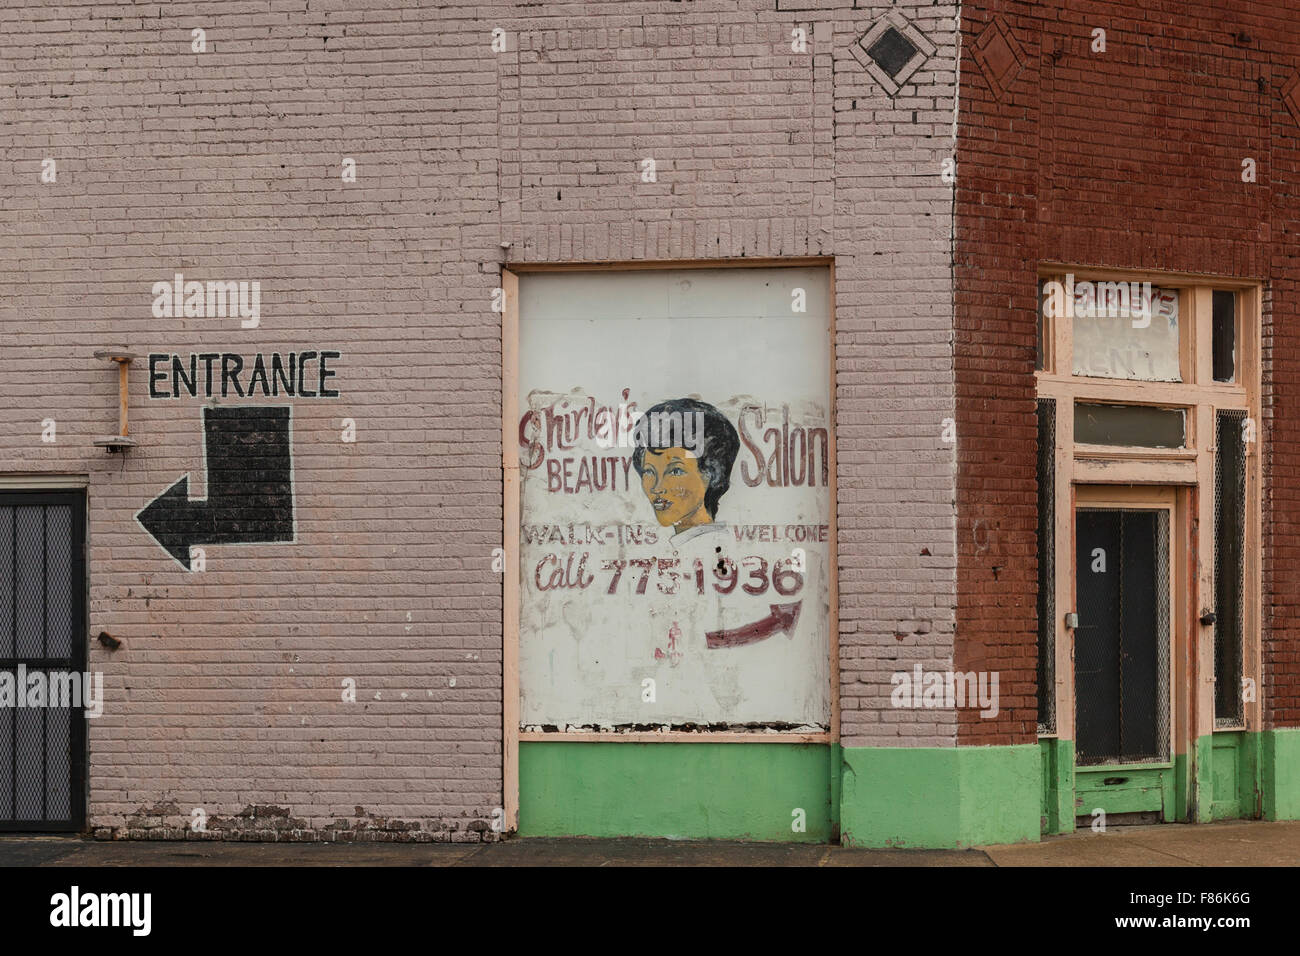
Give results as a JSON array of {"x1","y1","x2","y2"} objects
[{"x1": 0, "y1": 0, "x2": 959, "y2": 840}]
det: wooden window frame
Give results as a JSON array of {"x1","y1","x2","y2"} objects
[
  {"x1": 501, "y1": 258, "x2": 840, "y2": 831},
  {"x1": 1035, "y1": 265, "x2": 1261, "y2": 748}
]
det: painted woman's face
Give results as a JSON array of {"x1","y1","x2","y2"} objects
[{"x1": 640, "y1": 447, "x2": 710, "y2": 530}]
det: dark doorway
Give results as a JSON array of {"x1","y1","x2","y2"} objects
[
  {"x1": 0, "y1": 491, "x2": 87, "y2": 831},
  {"x1": 1075, "y1": 507, "x2": 1169, "y2": 766}
]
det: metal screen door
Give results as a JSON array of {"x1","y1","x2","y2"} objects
[
  {"x1": 1074, "y1": 506, "x2": 1171, "y2": 766},
  {"x1": 0, "y1": 491, "x2": 86, "y2": 831}
]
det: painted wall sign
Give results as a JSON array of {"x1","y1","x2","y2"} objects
[
  {"x1": 147, "y1": 351, "x2": 341, "y2": 399},
  {"x1": 136, "y1": 405, "x2": 295, "y2": 569},
  {"x1": 517, "y1": 267, "x2": 833, "y2": 731},
  {"x1": 1042, "y1": 277, "x2": 1182, "y2": 382}
]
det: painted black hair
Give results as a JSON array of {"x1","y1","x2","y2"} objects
[{"x1": 630, "y1": 398, "x2": 740, "y2": 519}]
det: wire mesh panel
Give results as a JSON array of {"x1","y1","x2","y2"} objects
[
  {"x1": 0, "y1": 492, "x2": 86, "y2": 831},
  {"x1": 1215, "y1": 410, "x2": 1247, "y2": 727},
  {"x1": 1036, "y1": 399, "x2": 1056, "y2": 734},
  {"x1": 1153, "y1": 511, "x2": 1171, "y2": 755},
  {"x1": 1075, "y1": 508, "x2": 1171, "y2": 766}
]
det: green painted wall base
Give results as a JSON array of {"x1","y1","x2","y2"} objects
[
  {"x1": 1262, "y1": 729, "x2": 1300, "y2": 821},
  {"x1": 518, "y1": 729, "x2": 1300, "y2": 843},
  {"x1": 1039, "y1": 738, "x2": 1075, "y2": 835},
  {"x1": 838, "y1": 745, "x2": 1040, "y2": 849},
  {"x1": 518, "y1": 742, "x2": 834, "y2": 842},
  {"x1": 520, "y1": 741, "x2": 1038, "y2": 847}
]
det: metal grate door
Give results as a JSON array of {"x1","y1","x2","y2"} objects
[
  {"x1": 1075, "y1": 507, "x2": 1171, "y2": 766},
  {"x1": 0, "y1": 492, "x2": 86, "y2": 831}
]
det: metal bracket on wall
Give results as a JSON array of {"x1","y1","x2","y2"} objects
[{"x1": 92, "y1": 348, "x2": 138, "y2": 452}]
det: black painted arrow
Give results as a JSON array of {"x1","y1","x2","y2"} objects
[{"x1": 136, "y1": 406, "x2": 295, "y2": 569}]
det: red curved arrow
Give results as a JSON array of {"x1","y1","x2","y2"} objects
[{"x1": 706, "y1": 602, "x2": 802, "y2": 649}]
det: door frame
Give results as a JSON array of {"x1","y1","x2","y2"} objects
[
  {"x1": 1035, "y1": 268, "x2": 1263, "y2": 828},
  {"x1": 1072, "y1": 485, "x2": 1185, "y2": 774},
  {"x1": 0, "y1": 489, "x2": 88, "y2": 832}
]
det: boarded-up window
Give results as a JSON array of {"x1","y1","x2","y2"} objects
[{"x1": 516, "y1": 267, "x2": 833, "y2": 731}]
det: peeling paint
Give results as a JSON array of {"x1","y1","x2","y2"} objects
[
  {"x1": 101, "y1": 802, "x2": 503, "y2": 844},
  {"x1": 522, "y1": 720, "x2": 821, "y2": 734}
]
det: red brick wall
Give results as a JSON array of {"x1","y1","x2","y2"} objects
[{"x1": 955, "y1": 0, "x2": 1300, "y2": 743}]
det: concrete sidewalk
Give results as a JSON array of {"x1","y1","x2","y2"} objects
[
  {"x1": 1, "y1": 819, "x2": 1296, "y2": 866},
  {"x1": 983, "y1": 819, "x2": 1300, "y2": 867}
]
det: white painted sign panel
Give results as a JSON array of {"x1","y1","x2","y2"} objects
[
  {"x1": 1046, "y1": 279, "x2": 1182, "y2": 382},
  {"x1": 516, "y1": 267, "x2": 833, "y2": 731}
]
